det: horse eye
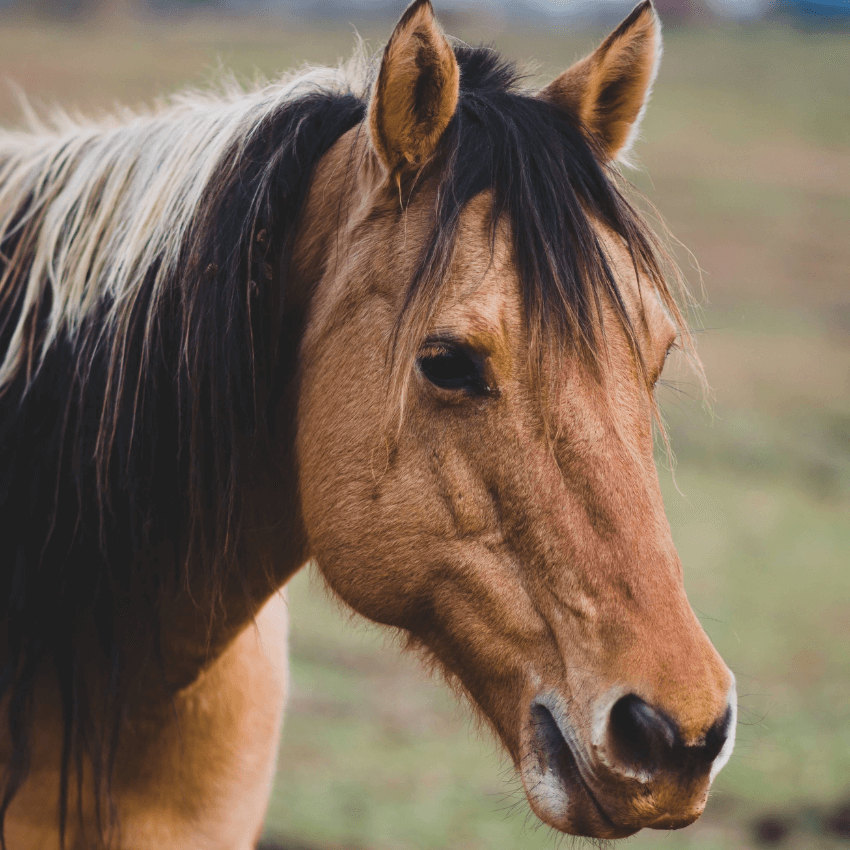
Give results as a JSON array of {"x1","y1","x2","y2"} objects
[
  {"x1": 418, "y1": 345, "x2": 487, "y2": 393},
  {"x1": 654, "y1": 340, "x2": 679, "y2": 385}
]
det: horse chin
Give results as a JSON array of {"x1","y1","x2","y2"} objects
[{"x1": 520, "y1": 763, "x2": 639, "y2": 840}]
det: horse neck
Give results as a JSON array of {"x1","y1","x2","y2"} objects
[
  {"x1": 153, "y1": 260, "x2": 326, "y2": 692},
  {"x1": 154, "y1": 472, "x2": 304, "y2": 692},
  {"x1": 152, "y1": 131, "x2": 372, "y2": 690}
]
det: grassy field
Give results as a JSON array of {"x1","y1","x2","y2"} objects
[{"x1": 0, "y1": 11, "x2": 847, "y2": 849}]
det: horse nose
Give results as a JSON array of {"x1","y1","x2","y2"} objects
[{"x1": 607, "y1": 693, "x2": 733, "y2": 777}]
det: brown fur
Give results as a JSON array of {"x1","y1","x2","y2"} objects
[{"x1": 0, "y1": 2, "x2": 735, "y2": 845}]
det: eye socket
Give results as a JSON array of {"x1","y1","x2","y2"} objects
[{"x1": 417, "y1": 343, "x2": 489, "y2": 394}]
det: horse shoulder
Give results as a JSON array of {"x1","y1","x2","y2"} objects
[{"x1": 2, "y1": 591, "x2": 290, "y2": 850}]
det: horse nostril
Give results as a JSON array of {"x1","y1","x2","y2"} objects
[
  {"x1": 608, "y1": 694, "x2": 679, "y2": 767},
  {"x1": 607, "y1": 694, "x2": 734, "y2": 775},
  {"x1": 703, "y1": 704, "x2": 733, "y2": 762}
]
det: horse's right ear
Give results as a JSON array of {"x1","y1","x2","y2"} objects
[
  {"x1": 368, "y1": 0, "x2": 460, "y2": 184},
  {"x1": 540, "y1": 0, "x2": 662, "y2": 164}
]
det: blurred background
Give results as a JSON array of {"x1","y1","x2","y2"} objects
[{"x1": 1, "y1": 0, "x2": 847, "y2": 847}]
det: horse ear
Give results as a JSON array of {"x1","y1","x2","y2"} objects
[
  {"x1": 540, "y1": 0, "x2": 661, "y2": 164},
  {"x1": 368, "y1": 0, "x2": 460, "y2": 181}
]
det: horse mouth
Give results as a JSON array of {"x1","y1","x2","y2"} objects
[{"x1": 525, "y1": 701, "x2": 638, "y2": 840}]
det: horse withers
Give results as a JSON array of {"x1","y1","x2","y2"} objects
[{"x1": 0, "y1": 1, "x2": 735, "y2": 847}]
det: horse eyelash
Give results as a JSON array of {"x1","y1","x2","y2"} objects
[{"x1": 419, "y1": 341, "x2": 456, "y2": 358}]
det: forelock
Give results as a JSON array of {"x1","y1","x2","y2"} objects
[{"x1": 387, "y1": 44, "x2": 691, "y2": 414}]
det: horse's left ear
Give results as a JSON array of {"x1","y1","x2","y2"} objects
[
  {"x1": 540, "y1": 0, "x2": 661, "y2": 164},
  {"x1": 369, "y1": 0, "x2": 460, "y2": 182}
]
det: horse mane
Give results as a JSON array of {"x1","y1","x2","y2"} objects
[
  {"x1": 0, "y1": 40, "x2": 689, "y2": 849},
  {"x1": 0, "y1": 58, "x2": 368, "y2": 847}
]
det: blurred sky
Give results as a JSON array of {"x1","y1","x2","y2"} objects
[
  {"x1": 2, "y1": 0, "x2": 848, "y2": 25},
  {"x1": 290, "y1": 0, "x2": 773, "y2": 21}
]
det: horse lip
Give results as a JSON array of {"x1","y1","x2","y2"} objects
[
  {"x1": 554, "y1": 732, "x2": 625, "y2": 835},
  {"x1": 529, "y1": 697, "x2": 637, "y2": 838}
]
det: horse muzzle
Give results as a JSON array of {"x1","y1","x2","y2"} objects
[{"x1": 519, "y1": 682, "x2": 737, "y2": 838}]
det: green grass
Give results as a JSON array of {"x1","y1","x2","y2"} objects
[{"x1": 0, "y1": 12, "x2": 847, "y2": 849}]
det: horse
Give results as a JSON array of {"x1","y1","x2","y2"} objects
[{"x1": 0, "y1": 1, "x2": 737, "y2": 847}]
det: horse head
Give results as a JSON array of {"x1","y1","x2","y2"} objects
[{"x1": 294, "y1": 0, "x2": 735, "y2": 838}]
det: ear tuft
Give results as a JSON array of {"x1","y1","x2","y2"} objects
[
  {"x1": 369, "y1": 0, "x2": 460, "y2": 181},
  {"x1": 540, "y1": 0, "x2": 662, "y2": 164}
]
